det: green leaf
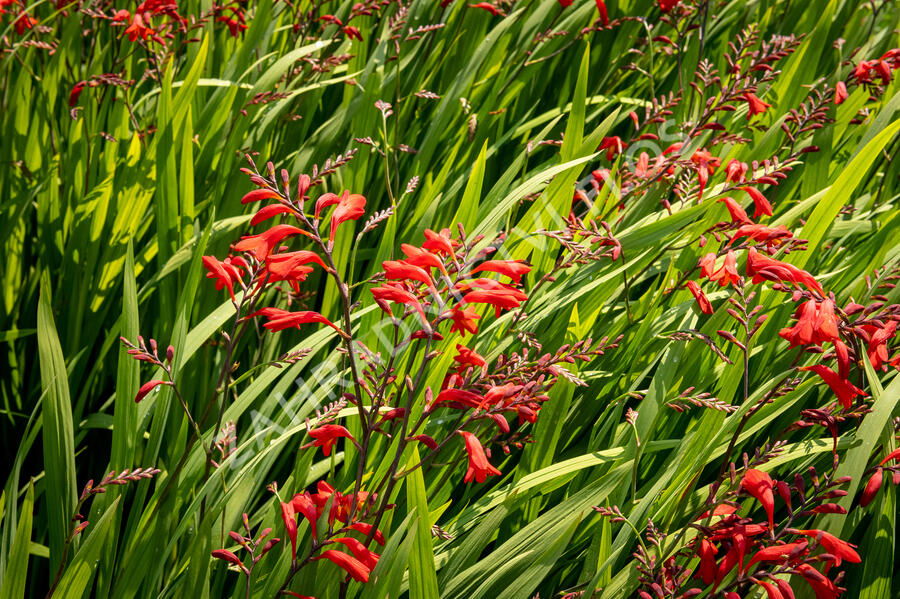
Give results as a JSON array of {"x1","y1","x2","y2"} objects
[
  {"x1": 51, "y1": 499, "x2": 120, "y2": 599},
  {"x1": 405, "y1": 447, "x2": 439, "y2": 599},
  {"x1": 0, "y1": 482, "x2": 33, "y2": 599}
]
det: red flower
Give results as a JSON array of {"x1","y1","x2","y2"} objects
[
  {"x1": 708, "y1": 251, "x2": 740, "y2": 287},
  {"x1": 124, "y1": 13, "x2": 154, "y2": 41},
  {"x1": 430, "y1": 388, "x2": 484, "y2": 411},
  {"x1": 743, "y1": 92, "x2": 772, "y2": 118},
  {"x1": 686, "y1": 280, "x2": 713, "y2": 314},
  {"x1": 251, "y1": 204, "x2": 293, "y2": 226},
  {"x1": 470, "y1": 260, "x2": 531, "y2": 284},
  {"x1": 347, "y1": 522, "x2": 385, "y2": 545},
  {"x1": 330, "y1": 537, "x2": 379, "y2": 570},
  {"x1": 247, "y1": 307, "x2": 344, "y2": 335},
  {"x1": 266, "y1": 250, "x2": 329, "y2": 280},
  {"x1": 233, "y1": 224, "x2": 305, "y2": 260},
  {"x1": 727, "y1": 224, "x2": 793, "y2": 248},
  {"x1": 725, "y1": 159, "x2": 748, "y2": 183},
  {"x1": 592, "y1": 0, "x2": 609, "y2": 24},
  {"x1": 341, "y1": 26, "x2": 362, "y2": 41},
  {"x1": 794, "y1": 529, "x2": 860, "y2": 566},
  {"x1": 401, "y1": 243, "x2": 447, "y2": 275},
  {"x1": 860, "y1": 469, "x2": 883, "y2": 507},
  {"x1": 834, "y1": 81, "x2": 849, "y2": 105},
  {"x1": 242, "y1": 189, "x2": 281, "y2": 204},
  {"x1": 306, "y1": 424, "x2": 356, "y2": 457},
  {"x1": 448, "y1": 306, "x2": 481, "y2": 337},
  {"x1": 697, "y1": 539, "x2": 717, "y2": 584},
  {"x1": 468, "y1": 2, "x2": 504, "y2": 16},
  {"x1": 557, "y1": 0, "x2": 572, "y2": 6},
  {"x1": 796, "y1": 564, "x2": 841, "y2": 599},
  {"x1": 798, "y1": 365, "x2": 867, "y2": 409},
  {"x1": 778, "y1": 300, "x2": 840, "y2": 347},
  {"x1": 371, "y1": 283, "x2": 428, "y2": 325},
  {"x1": 746, "y1": 248, "x2": 823, "y2": 294},
  {"x1": 112, "y1": 9, "x2": 132, "y2": 21},
  {"x1": 718, "y1": 197, "x2": 752, "y2": 225},
  {"x1": 454, "y1": 344, "x2": 485, "y2": 370},
  {"x1": 383, "y1": 260, "x2": 436, "y2": 291},
  {"x1": 280, "y1": 501, "x2": 299, "y2": 558},
  {"x1": 741, "y1": 186, "x2": 773, "y2": 219},
  {"x1": 462, "y1": 289, "x2": 523, "y2": 316},
  {"x1": 658, "y1": 0, "x2": 679, "y2": 11},
  {"x1": 422, "y1": 228, "x2": 458, "y2": 256},
  {"x1": 69, "y1": 82, "x2": 86, "y2": 107},
  {"x1": 211, "y1": 549, "x2": 248, "y2": 573},
  {"x1": 755, "y1": 580, "x2": 786, "y2": 599},
  {"x1": 746, "y1": 540, "x2": 808, "y2": 569},
  {"x1": 14, "y1": 12, "x2": 37, "y2": 35},
  {"x1": 741, "y1": 468, "x2": 775, "y2": 529},
  {"x1": 330, "y1": 192, "x2": 366, "y2": 242},
  {"x1": 864, "y1": 320, "x2": 897, "y2": 370},
  {"x1": 203, "y1": 255, "x2": 244, "y2": 300},
  {"x1": 314, "y1": 549, "x2": 370, "y2": 582},
  {"x1": 292, "y1": 493, "x2": 319, "y2": 540},
  {"x1": 459, "y1": 430, "x2": 501, "y2": 483},
  {"x1": 599, "y1": 136, "x2": 625, "y2": 161},
  {"x1": 135, "y1": 379, "x2": 168, "y2": 403}
]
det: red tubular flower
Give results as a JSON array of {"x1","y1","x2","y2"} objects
[
  {"x1": 383, "y1": 260, "x2": 436, "y2": 292},
  {"x1": 401, "y1": 243, "x2": 447, "y2": 275},
  {"x1": 280, "y1": 501, "x2": 298, "y2": 559},
  {"x1": 112, "y1": 9, "x2": 132, "y2": 21},
  {"x1": 266, "y1": 250, "x2": 329, "y2": 280},
  {"x1": 470, "y1": 260, "x2": 531, "y2": 285},
  {"x1": 448, "y1": 306, "x2": 481, "y2": 337},
  {"x1": 314, "y1": 549, "x2": 370, "y2": 582},
  {"x1": 330, "y1": 192, "x2": 366, "y2": 242},
  {"x1": 557, "y1": 0, "x2": 572, "y2": 6},
  {"x1": 14, "y1": 12, "x2": 38, "y2": 35},
  {"x1": 741, "y1": 187, "x2": 773, "y2": 218},
  {"x1": 203, "y1": 255, "x2": 244, "y2": 300},
  {"x1": 454, "y1": 344, "x2": 486, "y2": 370},
  {"x1": 462, "y1": 289, "x2": 523, "y2": 317},
  {"x1": 741, "y1": 468, "x2": 775, "y2": 529},
  {"x1": 686, "y1": 281, "x2": 713, "y2": 314},
  {"x1": 233, "y1": 224, "x2": 305, "y2": 260},
  {"x1": 744, "y1": 92, "x2": 772, "y2": 118},
  {"x1": 409, "y1": 434, "x2": 438, "y2": 449},
  {"x1": 718, "y1": 197, "x2": 752, "y2": 224},
  {"x1": 599, "y1": 136, "x2": 625, "y2": 161},
  {"x1": 756, "y1": 580, "x2": 785, "y2": 599},
  {"x1": 865, "y1": 320, "x2": 897, "y2": 370},
  {"x1": 708, "y1": 251, "x2": 740, "y2": 287},
  {"x1": 241, "y1": 189, "x2": 281, "y2": 204},
  {"x1": 698, "y1": 253, "x2": 717, "y2": 278},
  {"x1": 135, "y1": 380, "x2": 168, "y2": 403},
  {"x1": 727, "y1": 224, "x2": 793, "y2": 247},
  {"x1": 794, "y1": 529, "x2": 860, "y2": 566},
  {"x1": 796, "y1": 564, "x2": 841, "y2": 599},
  {"x1": 307, "y1": 424, "x2": 356, "y2": 457},
  {"x1": 595, "y1": 0, "x2": 609, "y2": 26},
  {"x1": 347, "y1": 522, "x2": 385, "y2": 545},
  {"x1": 124, "y1": 13, "x2": 154, "y2": 41},
  {"x1": 746, "y1": 540, "x2": 808, "y2": 569},
  {"x1": 422, "y1": 228, "x2": 457, "y2": 256},
  {"x1": 69, "y1": 82, "x2": 86, "y2": 107},
  {"x1": 798, "y1": 365, "x2": 867, "y2": 409},
  {"x1": 331, "y1": 537, "x2": 380, "y2": 570},
  {"x1": 778, "y1": 300, "x2": 840, "y2": 347},
  {"x1": 697, "y1": 539, "x2": 717, "y2": 584},
  {"x1": 458, "y1": 430, "x2": 501, "y2": 483},
  {"x1": 431, "y1": 388, "x2": 484, "y2": 411},
  {"x1": 251, "y1": 204, "x2": 293, "y2": 226},
  {"x1": 725, "y1": 159, "x2": 748, "y2": 183},
  {"x1": 247, "y1": 307, "x2": 344, "y2": 335},
  {"x1": 370, "y1": 283, "x2": 428, "y2": 325},
  {"x1": 834, "y1": 81, "x2": 849, "y2": 105},
  {"x1": 211, "y1": 549, "x2": 248, "y2": 573},
  {"x1": 860, "y1": 469, "x2": 883, "y2": 507},
  {"x1": 468, "y1": 2, "x2": 503, "y2": 15},
  {"x1": 746, "y1": 248, "x2": 823, "y2": 294},
  {"x1": 291, "y1": 493, "x2": 319, "y2": 540}
]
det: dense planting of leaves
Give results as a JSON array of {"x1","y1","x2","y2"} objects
[{"x1": 2, "y1": 0, "x2": 900, "y2": 598}]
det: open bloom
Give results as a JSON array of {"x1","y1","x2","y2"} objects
[
  {"x1": 306, "y1": 424, "x2": 357, "y2": 457},
  {"x1": 459, "y1": 430, "x2": 501, "y2": 483},
  {"x1": 233, "y1": 225, "x2": 305, "y2": 260},
  {"x1": 448, "y1": 306, "x2": 481, "y2": 337},
  {"x1": 778, "y1": 300, "x2": 840, "y2": 347},
  {"x1": 371, "y1": 283, "x2": 428, "y2": 325},
  {"x1": 686, "y1": 280, "x2": 713, "y2": 314},
  {"x1": 746, "y1": 248, "x2": 823, "y2": 294},
  {"x1": 798, "y1": 364, "x2": 867, "y2": 408},
  {"x1": 744, "y1": 92, "x2": 772, "y2": 118},
  {"x1": 741, "y1": 468, "x2": 775, "y2": 529},
  {"x1": 331, "y1": 537, "x2": 380, "y2": 570},
  {"x1": 314, "y1": 549, "x2": 370, "y2": 582},
  {"x1": 470, "y1": 260, "x2": 531, "y2": 285},
  {"x1": 794, "y1": 529, "x2": 860, "y2": 566},
  {"x1": 718, "y1": 197, "x2": 752, "y2": 225},
  {"x1": 741, "y1": 186, "x2": 773, "y2": 219},
  {"x1": 202, "y1": 255, "x2": 246, "y2": 300},
  {"x1": 330, "y1": 192, "x2": 366, "y2": 242},
  {"x1": 247, "y1": 307, "x2": 344, "y2": 335}
]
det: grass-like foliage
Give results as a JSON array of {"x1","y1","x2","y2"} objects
[{"x1": 2, "y1": 0, "x2": 900, "y2": 597}]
